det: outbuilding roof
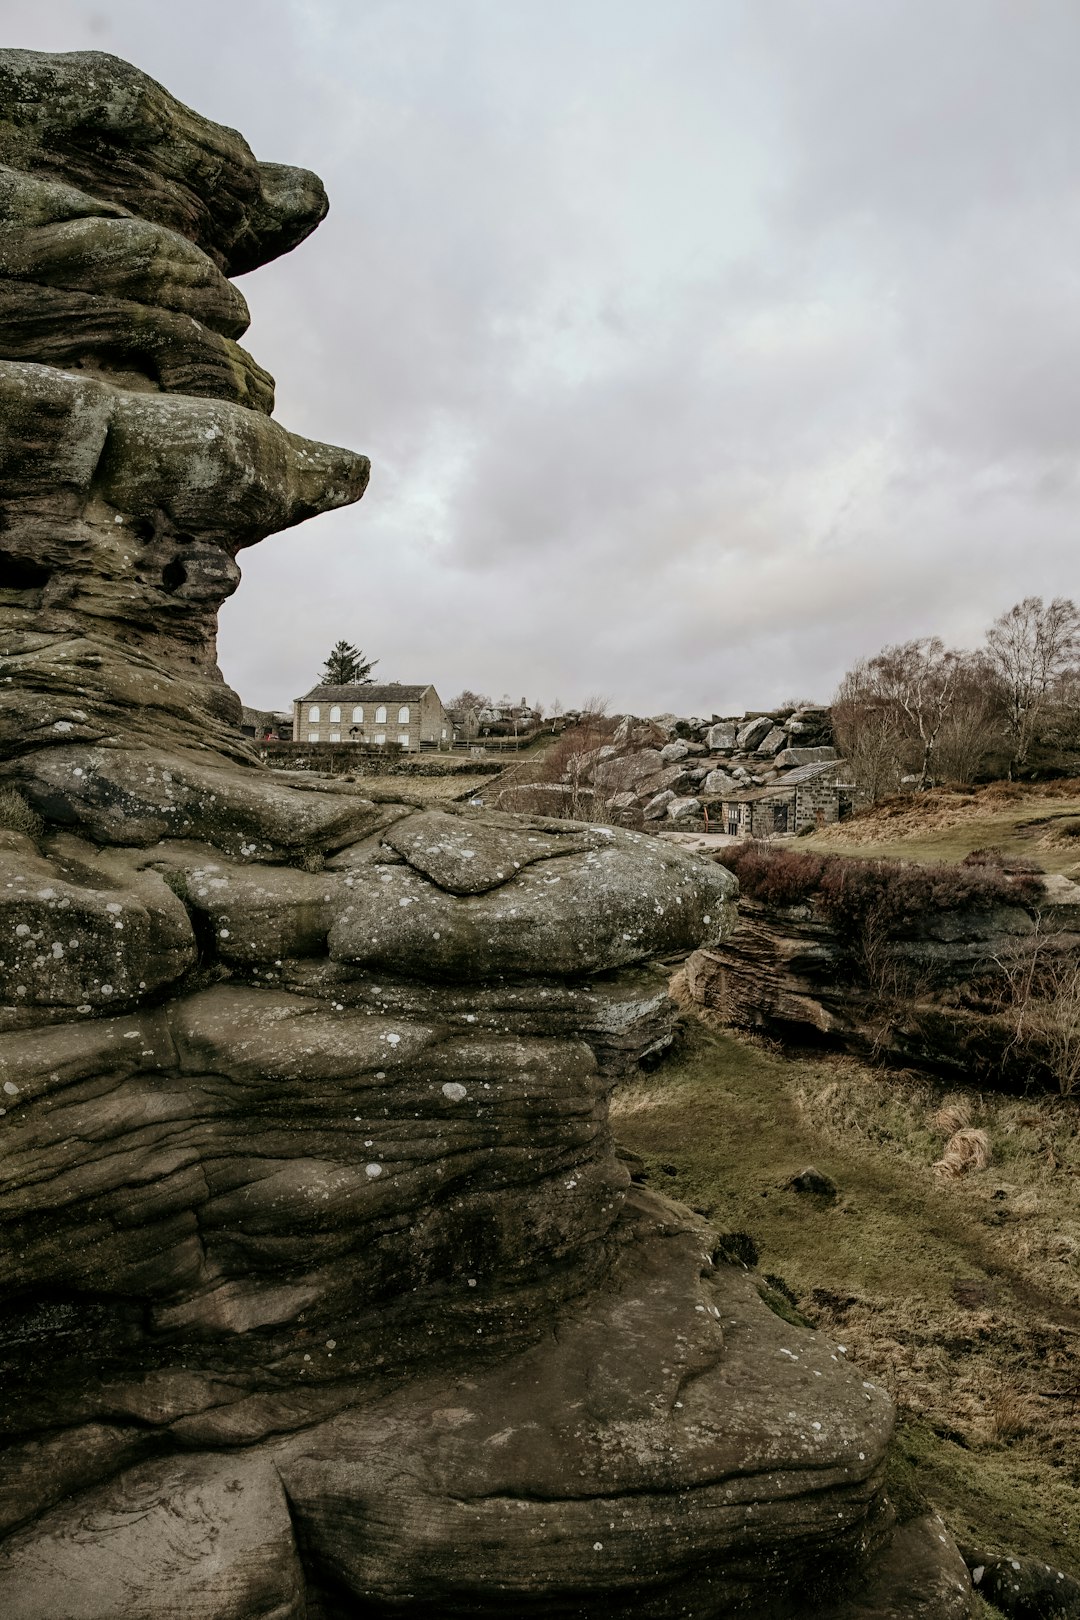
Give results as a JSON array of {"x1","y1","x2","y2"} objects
[{"x1": 718, "y1": 761, "x2": 849, "y2": 803}]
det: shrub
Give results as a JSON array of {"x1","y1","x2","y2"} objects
[
  {"x1": 0, "y1": 787, "x2": 43, "y2": 839},
  {"x1": 717, "y1": 841, "x2": 1042, "y2": 926},
  {"x1": 714, "y1": 842, "x2": 826, "y2": 906},
  {"x1": 816, "y1": 857, "x2": 1040, "y2": 937}
]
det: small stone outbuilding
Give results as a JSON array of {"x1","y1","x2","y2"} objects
[{"x1": 713, "y1": 762, "x2": 863, "y2": 837}]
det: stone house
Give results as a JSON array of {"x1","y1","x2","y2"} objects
[
  {"x1": 293, "y1": 682, "x2": 452, "y2": 751},
  {"x1": 713, "y1": 762, "x2": 863, "y2": 838},
  {"x1": 240, "y1": 706, "x2": 292, "y2": 741}
]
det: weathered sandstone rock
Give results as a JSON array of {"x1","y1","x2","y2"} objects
[{"x1": 0, "y1": 48, "x2": 970, "y2": 1619}]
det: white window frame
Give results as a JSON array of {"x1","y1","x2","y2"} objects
[
  {"x1": 329, "y1": 730, "x2": 341, "y2": 742},
  {"x1": 397, "y1": 705, "x2": 410, "y2": 724},
  {"x1": 375, "y1": 705, "x2": 387, "y2": 723},
  {"x1": 329, "y1": 705, "x2": 341, "y2": 722},
  {"x1": 351, "y1": 705, "x2": 364, "y2": 723},
  {"x1": 375, "y1": 731, "x2": 386, "y2": 745},
  {"x1": 308, "y1": 705, "x2": 320, "y2": 722},
  {"x1": 308, "y1": 730, "x2": 320, "y2": 743},
  {"x1": 398, "y1": 733, "x2": 409, "y2": 746}
]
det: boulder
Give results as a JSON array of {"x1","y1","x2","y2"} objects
[
  {"x1": 0, "y1": 1451, "x2": 305, "y2": 1620},
  {"x1": 659, "y1": 739, "x2": 690, "y2": 763},
  {"x1": 592, "y1": 748, "x2": 665, "y2": 793},
  {"x1": 666, "y1": 796, "x2": 702, "y2": 823},
  {"x1": 969, "y1": 1551, "x2": 1080, "y2": 1618},
  {"x1": 702, "y1": 768, "x2": 739, "y2": 797},
  {"x1": 706, "y1": 722, "x2": 738, "y2": 751},
  {"x1": 328, "y1": 833, "x2": 735, "y2": 978},
  {"x1": 755, "y1": 725, "x2": 788, "y2": 757},
  {"x1": 643, "y1": 789, "x2": 676, "y2": 820},
  {"x1": 736, "y1": 716, "x2": 774, "y2": 750}
]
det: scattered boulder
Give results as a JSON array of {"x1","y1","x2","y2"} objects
[
  {"x1": 736, "y1": 716, "x2": 774, "y2": 750},
  {"x1": 703, "y1": 768, "x2": 739, "y2": 797},
  {"x1": 659, "y1": 739, "x2": 690, "y2": 763},
  {"x1": 787, "y1": 1167, "x2": 839, "y2": 1201},
  {"x1": 706, "y1": 722, "x2": 738, "y2": 751},
  {"x1": 754, "y1": 726, "x2": 788, "y2": 757},
  {"x1": 643, "y1": 789, "x2": 676, "y2": 819},
  {"x1": 666, "y1": 796, "x2": 702, "y2": 824},
  {"x1": 969, "y1": 1551, "x2": 1080, "y2": 1618}
]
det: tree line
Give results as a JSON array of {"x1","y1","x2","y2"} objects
[{"x1": 833, "y1": 596, "x2": 1080, "y2": 798}]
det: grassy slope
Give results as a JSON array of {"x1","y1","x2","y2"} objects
[
  {"x1": 796, "y1": 782, "x2": 1080, "y2": 876},
  {"x1": 612, "y1": 1017, "x2": 1080, "y2": 1573}
]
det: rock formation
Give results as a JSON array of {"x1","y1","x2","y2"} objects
[
  {"x1": 688, "y1": 868, "x2": 1080, "y2": 1087},
  {"x1": 0, "y1": 50, "x2": 971, "y2": 1617},
  {"x1": 496, "y1": 707, "x2": 848, "y2": 833}
]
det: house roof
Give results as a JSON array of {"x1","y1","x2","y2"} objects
[{"x1": 297, "y1": 682, "x2": 434, "y2": 703}]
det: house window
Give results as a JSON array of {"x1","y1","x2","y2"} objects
[
  {"x1": 398, "y1": 733, "x2": 409, "y2": 746},
  {"x1": 329, "y1": 731, "x2": 341, "y2": 742},
  {"x1": 375, "y1": 732, "x2": 386, "y2": 745},
  {"x1": 397, "y1": 705, "x2": 410, "y2": 724},
  {"x1": 375, "y1": 705, "x2": 387, "y2": 723},
  {"x1": 329, "y1": 705, "x2": 341, "y2": 722},
  {"x1": 351, "y1": 705, "x2": 364, "y2": 723},
  {"x1": 441, "y1": 728, "x2": 447, "y2": 740},
  {"x1": 308, "y1": 705, "x2": 320, "y2": 722},
  {"x1": 308, "y1": 730, "x2": 320, "y2": 743}
]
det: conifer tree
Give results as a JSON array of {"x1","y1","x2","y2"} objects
[{"x1": 320, "y1": 640, "x2": 376, "y2": 685}]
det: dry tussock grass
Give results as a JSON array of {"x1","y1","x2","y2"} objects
[
  {"x1": 933, "y1": 1127, "x2": 992, "y2": 1179},
  {"x1": 609, "y1": 1085, "x2": 670, "y2": 1118},
  {"x1": 931, "y1": 1097, "x2": 973, "y2": 1136},
  {"x1": 0, "y1": 787, "x2": 43, "y2": 838},
  {"x1": 984, "y1": 1377, "x2": 1034, "y2": 1443}
]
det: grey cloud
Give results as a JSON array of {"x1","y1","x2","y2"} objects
[{"x1": 6, "y1": 0, "x2": 1080, "y2": 713}]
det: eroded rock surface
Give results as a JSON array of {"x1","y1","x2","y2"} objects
[{"x1": 0, "y1": 49, "x2": 970, "y2": 1618}]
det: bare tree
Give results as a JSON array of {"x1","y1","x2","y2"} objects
[
  {"x1": 834, "y1": 639, "x2": 966, "y2": 795},
  {"x1": 985, "y1": 596, "x2": 1080, "y2": 774},
  {"x1": 448, "y1": 689, "x2": 490, "y2": 711},
  {"x1": 833, "y1": 661, "x2": 904, "y2": 802},
  {"x1": 931, "y1": 654, "x2": 1003, "y2": 784},
  {"x1": 871, "y1": 638, "x2": 962, "y2": 788},
  {"x1": 578, "y1": 692, "x2": 611, "y2": 722}
]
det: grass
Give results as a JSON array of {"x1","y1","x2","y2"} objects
[
  {"x1": 613, "y1": 1015, "x2": 1080, "y2": 1571},
  {"x1": 797, "y1": 782, "x2": 1080, "y2": 878},
  {"x1": 340, "y1": 774, "x2": 495, "y2": 803}
]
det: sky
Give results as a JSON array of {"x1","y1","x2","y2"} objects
[{"x1": 6, "y1": 0, "x2": 1080, "y2": 716}]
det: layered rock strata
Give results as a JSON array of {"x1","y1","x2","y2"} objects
[
  {"x1": 687, "y1": 875, "x2": 1080, "y2": 1085},
  {"x1": 0, "y1": 50, "x2": 970, "y2": 1617}
]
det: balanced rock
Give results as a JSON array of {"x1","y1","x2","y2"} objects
[{"x1": 0, "y1": 48, "x2": 968, "y2": 1620}]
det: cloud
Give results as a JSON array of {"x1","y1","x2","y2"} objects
[{"x1": 8, "y1": 0, "x2": 1080, "y2": 713}]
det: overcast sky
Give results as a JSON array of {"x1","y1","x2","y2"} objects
[{"x1": 6, "y1": 0, "x2": 1080, "y2": 715}]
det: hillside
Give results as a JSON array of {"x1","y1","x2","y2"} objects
[{"x1": 801, "y1": 780, "x2": 1080, "y2": 876}]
